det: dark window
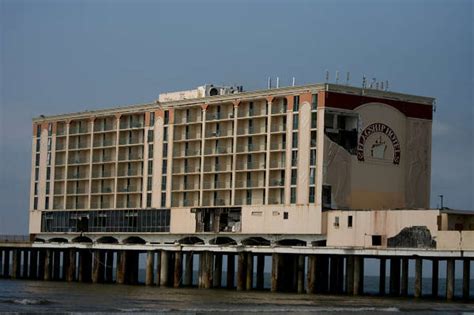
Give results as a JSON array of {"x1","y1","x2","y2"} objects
[
  {"x1": 291, "y1": 151, "x2": 298, "y2": 167},
  {"x1": 45, "y1": 196, "x2": 49, "y2": 209},
  {"x1": 322, "y1": 185, "x2": 332, "y2": 209},
  {"x1": 334, "y1": 216, "x2": 339, "y2": 228},
  {"x1": 36, "y1": 125, "x2": 41, "y2": 138},
  {"x1": 291, "y1": 169, "x2": 297, "y2": 185},
  {"x1": 311, "y1": 94, "x2": 318, "y2": 110},
  {"x1": 162, "y1": 143, "x2": 168, "y2": 157},
  {"x1": 148, "y1": 144, "x2": 154, "y2": 159},
  {"x1": 283, "y1": 212, "x2": 289, "y2": 220},
  {"x1": 35, "y1": 168, "x2": 39, "y2": 181},
  {"x1": 148, "y1": 160, "x2": 153, "y2": 175},
  {"x1": 148, "y1": 130, "x2": 154, "y2": 142},
  {"x1": 290, "y1": 188, "x2": 296, "y2": 204},
  {"x1": 46, "y1": 167, "x2": 51, "y2": 180},
  {"x1": 348, "y1": 215, "x2": 353, "y2": 228},
  {"x1": 48, "y1": 123, "x2": 52, "y2": 136},
  {"x1": 372, "y1": 235, "x2": 382, "y2": 246},
  {"x1": 293, "y1": 96, "x2": 300, "y2": 112},
  {"x1": 292, "y1": 132, "x2": 298, "y2": 148},
  {"x1": 147, "y1": 176, "x2": 153, "y2": 191},
  {"x1": 161, "y1": 193, "x2": 166, "y2": 207},
  {"x1": 293, "y1": 114, "x2": 299, "y2": 130},
  {"x1": 35, "y1": 153, "x2": 40, "y2": 167},
  {"x1": 309, "y1": 187, "x2": 315, "y2": 203},
  {"x1": 150, "y1": 112, "x2": 155, "y2": 126},
  {"x1": 146, "y1": 193, "x2": 152, "y2": 207},
  {"x1": 311, "y1": 112, "x2": 317, "y2": 129},
  {"x1": 34, "y1": 197, "x2": 38, "y2": 210},
  {"x1": 36, "y1": 139, "x2": 41, "y2": 152},
  {"x1": 164, "y1": 111, "x2": 169, "y2": 125}
]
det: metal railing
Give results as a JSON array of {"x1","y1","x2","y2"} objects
[
  {"x1": 203, "y1": 163, "x2": 231, "y2": 172},
  {"x1": 236, "y1": 161, "x2": 265, "y2": 170},
  {"x1": 202, "y1": 181, "x2": 231, "y2": 189},
  {"x1": 237, "y1": 127, "x2": 266, "y2": 135},
  {"x1": 204, "y1": 146, "x2": 232, "y2": 155},
  {"x1": 236, "y1": 143, "x2": 266, "y2": 152},
  {"x1": 235, "y1": 179, "x2": 262, "y2": 188}
]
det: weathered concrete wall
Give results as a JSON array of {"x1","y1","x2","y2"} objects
[
  {"x1": 437, "y1": 231, "x2": 474, "y2": 250},
  {"x1": 326, "y1": 209, "x2": 439, "y2": 248},
  {"x1": 170, "y1": 208, "x2": 196, "y2": 234}
]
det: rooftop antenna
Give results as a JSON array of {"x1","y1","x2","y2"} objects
[
  {"x1": 276, "y1": 77, "x2": 280, "y2": 88},
  {"x1": 362, "y1": 75, "x2": 367, "y2": 89},
  {"x1": 346, "y1": 72, "x2": 350, "y2": 85},
  {"x1": 325, "y1": 70, "x2": 329, "y2": 83},
  {"x1": 292, "y1": 77, "x2": 296, "y2": 86},
  {"x1": 439, "y1": 194, "x2": 444, "y2": 209},
  {"x1": 335, "y1": 70, "x2": 339, "y2": 84},
  {"x1": 267, "y1": 77, "x2": 272, "y2": 89}
]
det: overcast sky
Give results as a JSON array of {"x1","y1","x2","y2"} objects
[{"x1": 0, "y1": 0, "x2": 472, "y2": 234}]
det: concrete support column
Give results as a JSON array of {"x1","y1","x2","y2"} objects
[
  {"x1": 463, "y1": 259, "x2": 470, "y2": 301},
  {"x1": 389, "y1": 258, "x2": 400, "y2": 296},
  {"x1": 401, "y1": 257, "x2": 409, "y2": 297},
  {"x1": 271, "y1": 253, "x2": 280, "y2": 293},
  {"x1": 155, "y1": 251, "x2": 161, "y2": 286},
  {"x1": 3, "y1": 250, "x2": 10, "y2": 278},
  {"x1": 414, "y1": 258, "x2": 423, "y2": 298},
  {"x1": 160, "y1": 251, "x2": 169, "y2": 287},
  {"x1": 44, "y1": 249, "x2": 52, "y2": 281},
  {"x1": 432, "y1": 258, "x2": 439, "y2": 298},
  {"x1": 66, "y1": 249, "x2": 76, "y2": 282},
  {"x1": 174, "y1": 251, "x2": 183, "y2": 288},
  {"x1": 245, "y1": 252, "x2": 253, "y2": 290},
  {"x1": 379, "y1": 257, "x2": 386, "y2": 296},
  {"x1": 256, "y1": 254, "x2": 265, "y2": 290},
  {"x1": 116, "y1": 251, "x2": 126, "y2": 285},
  {"x1": 201, "y1": 251, "x2": 213, "y2": 289},
  {"x1": 307, "y1": 255, "x2": 317, "y2": 294},
  {"x1": 78, "y1": 250, "x2": 92, "y2": 283},
  {"x1": 53, "y1": 250, "x2": 61, "y2": 280},
  {"x1": 353, "y1": 256, "x2": 363, "y2": 296},
  {"x1": 345, "y1": 256, "x2": 354, "y2": 295},
  {"x1": 213, "y1": 253, "x2": 222, "y2": 288},
  {"x1": 92, "y1": 250, "x2": 104, "y2": 284},
  {"x1": 297, "y1": 255, "x2": 305, "y2": 294},
  {"x1": 237, "y1": 252, "x2": 247, "y2": 291},
  {"x1": 29, "y1": 249, "x2": 38, "y2": 280},
  {"x1": 105, "y1": 251, "x2": 114, "y2": 283},
  {"x1": 183, "y1": 252, "x2": 193, "y2": 287},
  {"x1": 145, "y1": 251, "x2": 155, "y2": 286},
  {"x1": 11, "y1": 249, "x2": 20, "y2": 279},
  {"x1": 22, "y1": 250, "x2": 29, "y2": 278},
  {"x1": 37, "y1": 250, "x2": 45, "y2": 280},
  {"x1": 446, "y1": 258, "x2": 455, "y2": 301},
  {"x1": 226, "y1": 253, "x2": 235, "y2": 289}
]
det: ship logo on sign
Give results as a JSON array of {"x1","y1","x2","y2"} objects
[{"x1": 357, "y1": 123, "x2": 401, "y2": 165}]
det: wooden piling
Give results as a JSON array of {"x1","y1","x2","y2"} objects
[
  {"x1": 37, "y1": 250, "x2": 45, "y2": 280},
  {"x1": 116, "y1": 251, "x2": 126, "y2": 285},
  {"x1": 271, "y1": 253, "x2": 279, "y2": 293},
  {"x1": 145, "y1": 250, "x2": 155, "y2": 286},
  {"x1": 353, "y1": 256, "x2": 362, "y2": 296},
  {"x1": 11, "y1": 249, "x2": 20, "y2": 279},
  {"x1": 92, "y1": 250, "x2": 103, "y2": 284},
  {"x1": 307, "y1": 255, "x2": 317, "y2": 294},
  {"x1": 53, "y1": 250, "x2": 61, "y2": 280},
  {"x1": 29, "y1": 249, "x2": 38, "y2": 280},
  {"x1": 66, "y1": 249, "x2": 76, "y2": 282},
  {"x1": 201, "y1": 251, "x2": 213, "y2": 289},
  {"x1": 22, "y1": 250, "x2": 29, "y2": 278},
  {"x1": 105, "y1": 251, "x2": 114, "y2": 283},
  {"x1": 44, "y1": 249, "x2": 52, "y2": 281},
  {"x1": 297, "y1": 255, "x2": 305, "y2": 294},
  {"x1": 345, "y1": 255, "x2": 354, "y2": 295},
  {"x1": 160, "y1": 251, "x2": 169, "y2": 287}
]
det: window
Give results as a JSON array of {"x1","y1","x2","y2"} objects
[
  {"x1": 150, "y1": 112, "x2": 155, "y2": 126},
  {"x1": 372, "y1": 235, "x2": 382, "y2": 246},
  {"x1": 34, "y1": 183, "x2": 38, "y2": 195},
  {"x1": 45, "y1": 196, "x2": 49, "y2": 209},
  {"x1": 36, "y1": 139, "x2": 41, "y2": 152},
  {"x1": 163, "y1": 127, "x2": 168, "y2": 141},
  {"x1": 148, "y1": 160, "x2": 153, "y2": 175},
  {"x1": 348, "y1": 215, "x2": 353, "y2": 228},
  {"x1": 148, "y1": 144, "x2": 154, "y2": 159},
  {"x1": 293, "y1": 114, "x2": 299, "y2": 130},
  {"x1": 291, "y1": 169, "x2": 297, "y2": 185},
  {"x1": 148, "y1": 130, "x2": 154, "y2": 142},
  {"x1": 309, "y1": 168, "x2": 316, "y2": 185},
  {"x1": 292, "y1": 132, "x2": 298, "y2": 148},
  {"x1": 291, "y1": 151, "x2": 298, "y2": 167},
  {"x1": 146, "y1": 193, "x2": 152, "y2": 207},
  {"x1": 310, "y1": 149, "x2": 316, "y2": 166},
  {"x1": 34, "y1": 197, "x2": 38, "y2": 210},
  {"x1": 164, "y1": 111, "x2": 169, "y2": 125},
  {"x1": 290, "y1": 188, "x2": 296, "y2": 204},
  {"x1": 161, "y1": 192, "x2": 166, "y2": 207},
  {"x1": 311, "y1": 112, "x2": 317, "y2": 129},
  {"x1": 309, "y1": 187, "x2": 315, "y2": 203},
  {"x1": 293, "y1": 96, "x2": 300, "y2": 112},
  {"x1": 48, "y1": 123, "x2": 52, "y2": 136},
  {"x1": 35, "y1": 168, "x2": 39, "y2": 181},
  {"x1": 162, "y1": 143, "x2": 168, "y2": 157},
  {"x1": 147, "y1": 177, "x2": 153, "y2": 191},
  {"x1": 283, "y1": 212, "x2": 289, "y2": 220},
  {"x1": 311, "y1": 94, "x2": 318, "y2": 110},
  {"x1": 161, "y1": 175, "x2": 167, "y2": 190},
  {"x1": 36, "y1": 125, "x2": 41, "y2": 137},
  {"x1": 45, "y1": 182, "x2": 50, "y2": 195},
  {"x1": 334, "y1": 216, "x2": 339, "y2": 228},
  {"x1": 35, "y1": 153, "x2": 40, "y2": 167}
]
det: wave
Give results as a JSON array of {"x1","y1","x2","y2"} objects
[
  {"x1": 158, "y1": 307, "x2": 400, "y2": 313},
  {"x1": 2, "y1": 298, "x2": 53, "y2": 305}
]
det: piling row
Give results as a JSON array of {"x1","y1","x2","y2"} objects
[{"x1": 0, "y1": 247, "x2": 471, "y2": 300}]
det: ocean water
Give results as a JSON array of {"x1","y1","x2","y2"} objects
[{"x1": 0, "y1": 277, "x2": 473, "y2": 314}]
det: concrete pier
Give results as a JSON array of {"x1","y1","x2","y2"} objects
[
  {"x1": 11, "y1": 249, "x2": 20, "y2": 279},
  {"x1": 237, "y1": 252, "x2": 246, "y2": 291},
  {"x1": 307, "y1": 255, "x2": 317, "y2": 294},
  {"x1": 160, "y1": 251, "x2": 169, "y2": 287},
  {"x1": 345, "y1": 255, "x2": 354, "y2": 295},
  {"x1": 200, "y1": 251, "x2": 213, "y2": 289},
  {"x1": 29, "y1": 249, "x2": 38, "y2": 279},
  {"x1": 53, "y1": 250, "x2": 61, "y2": 280},
  {"x1": 105, "y1": 251, "x2": 114, "y2": 283},
  {"x1": 22, "y1": 250, "x2": 29, "y2": 278},
  {"x1": 256, "y1": 254, "x2": 265, "y2": 290},
  {"x1": 432, "y1": 258, "x2": 439, "y2": 297},
  {"x1": 297, "y1": 255, "x2": 305, "y2": 293},
  {"x1": 44, "y1": 249, "x2": 52, "y2": 281},
  {"x1": 116, "y1": 251, "x2": 126, "y2": 284},
  {"x1": 174, "y1": 251, "x2": 182, "y2": 288},
  {"x1": 401, "y1": 257, "x2": 409, "y2": 296},
  {"x1": 245, "y1": 252, "x2": 253, "y2": 290},
  {"x1": 463, "y1": 259, "x2": 470, "y2": 300},
  {"x1": 66, "y1": 249, "x2": 76, "y2": 282},
  {"x1": 183, "y1": 252, "x2": 193, "y2": 287},
  {"x1": 213, "y1": 253, "x2": 222, "y2": 288},
  {"x1": 446, "y1": 258, "x2": 455, "y2": 300},
  {"x1": 389, "y1": 258, "x2": 400, "y2": 296},
  {"x1": 414, "y1": 258, "x2": 422, "y2": 298},
  {"x1": 271, "y1": 253, "x2": 279, "y2": 293},
  {"x1": 226, "y1": 253, "x2": 235, "y2": 289},
  {"x1": 145, "y1": 251, "x2": 154, "y2": 286}
]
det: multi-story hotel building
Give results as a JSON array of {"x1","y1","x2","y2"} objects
[{"x1": 29, "y1": 83, "x2": 436, "y2": 245}]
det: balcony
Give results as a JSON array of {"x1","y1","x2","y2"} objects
[
  {"x1": 202, "y1": 181, "x2": 231, "y2": 189},
  {"x1": 173, "y1": 132, "x2": 202, "y2": 141},
  {"x1": 271, "y1": 125, "x2": 286, "y2": 132},
  {"x1": 172, "y1": 182, "x2": 199, "y2": 191},
  {"x1": 270, "y1": 179, "x2": 284, "y2": 186},
  {"x1": 93, "y1": 139, "x2": 115, "y2": 148},
  {"x1": 173, "y1": 148, "x2": 200, "y2": 157},
  {"x1": 174, "y1": 115, "x2": 201, "y2": 125},
  {"x1": 118, "y1": 153, "x2": 143, "y2": 161},
  {"x1": 236, "y1": 161, "x2": 265, "y2": 171},
  {"x1": 236, "y1": 143, "x2": 266, "y2": 153},
  {"x1": 92, "y1": 171, "x2": 114, "y2": 178},
  {"x1": 270, "y1": 142, "x2": 286, "y2": 151},
  {"x1": 68, "y1": 158, "x2": 89, "y2": 165},
  {"x1": 69, "y1": 127, "x2": 89, "y2": 135},
  {"x1": 67, "y1": 173, "x2": 89, "y2": 180},
  {"x1": 269, "y1": 159, "x2": 286, "y2": 168},
  {"x1": 203, "y1": 163, "x2": 231, "y2": 172},
  {"x1": 68, "y1": 143, "x2": 90, "y2": 150},
  {"x1": 237, "y1": 127, "x2": 266, "y2": 136},
  {"x1": 172, "y1": 165, "x2": 200, "y2": 174},
  {"x1": 92, "y1": 155, "x2": 115, "y2": 163},
  {"x1": 204, "y1": 145, "x2": 232, "y2": 155},
  {"x1": 235, "y1": 180, "x2": 263, "y2": 189},
  {"x1": 117, "y1": 186, "x2": 141, "y2": 193},
  {"x1": 205, "y1": 129, "x2": 233, "y2": 138},
  {"x1": 118, "y1": 137, "x2": 143, "y2": 146},
  {"x1": 206, "y1": 112, "x2": 234, "y2": 121}
]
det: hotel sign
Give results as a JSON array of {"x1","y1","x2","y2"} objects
[{"x1": 357, "y1": 123, "x2": 401, "y2": 165}]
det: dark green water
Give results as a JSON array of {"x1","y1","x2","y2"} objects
[{"x1": 0, "y1": 278, "x2": 473, "y2": 314}]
